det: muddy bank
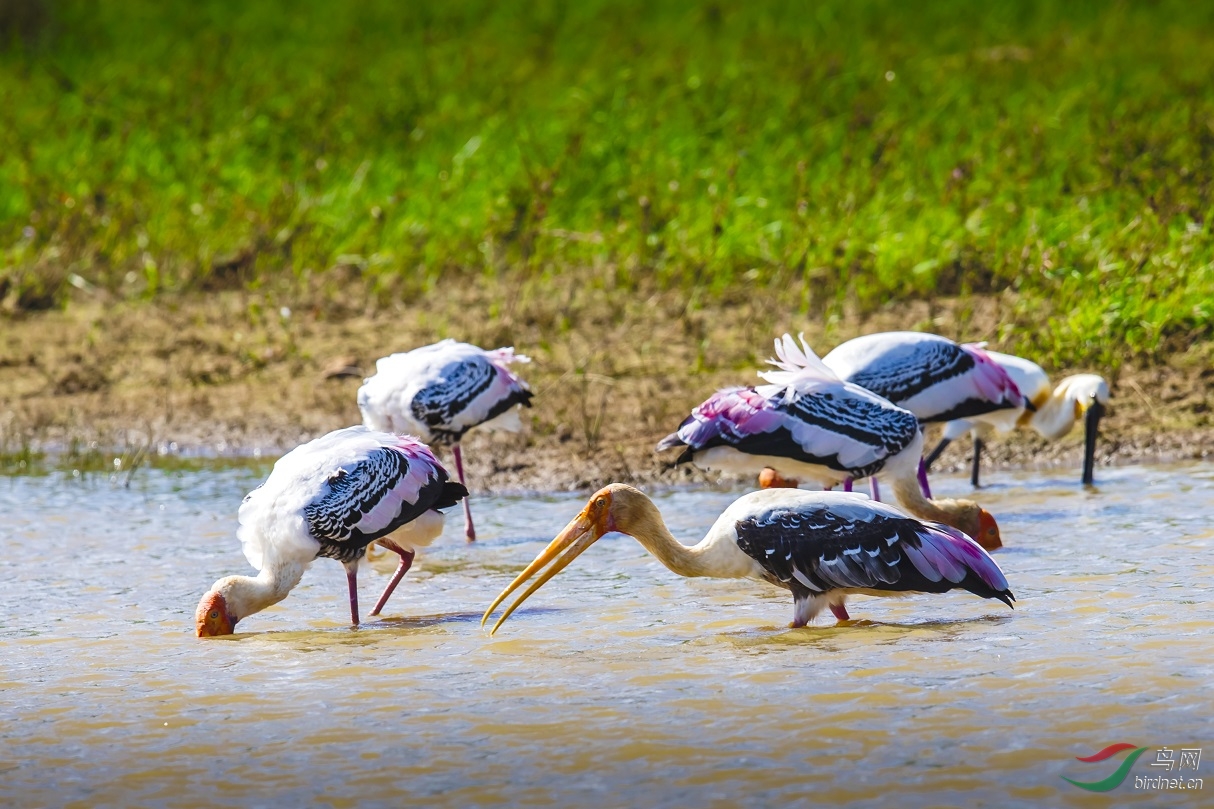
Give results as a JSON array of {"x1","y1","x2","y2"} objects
[{"x1": 1, "y1": 284, "x2": 1211, "y2": 492}]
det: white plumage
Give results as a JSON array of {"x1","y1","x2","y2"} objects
[
  {"x1": 196, "y1": 426, "x2": 466, "y2": 636},
  {"x1": 358, "y1": 339, "x2": 532, "y2": 541},
  {"x1": 822, "y1": 331, "x2": 1025, "y2": 424},
  {"x1": 659, "y1": 334, "x2": 922, "y2": 485},
  {"x1": 358, "y1": 340, "x2": 531, "y2": 443},
  {"x1": 755, "y1": 333, "x2": 845, "y2": 401},
  {"x1": 926, "y1": 350, "x2": 1110, "y2": 485},
  {"x1": 235, "y1": 428, "x2": 435, "y2": 571},
  {"x1": 822, "y1": 330, "x2": 1028, "y2": 499},
  {"x1": 482, "y1": 483, "x2": 1015, "y2": 634},
  {"x1": 657, "y1": 335, "x2": 1003, "y2": 550}
]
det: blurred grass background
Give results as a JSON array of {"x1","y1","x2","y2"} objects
[{"x1": 1, "y1": 0, "x2": 1211, "y2": 369}]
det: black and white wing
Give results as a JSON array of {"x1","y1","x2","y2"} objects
[
  {"x1": 657, "y1": 384, "x2": 919, "y2": 479},
  {"x1": 823, "y1": 331, "x2": 1024, "y2": 422},
  {"x1": 237, "y1": 427, "x2": 466, "y2": 569},
  {"x1": 409, "y1": 353, "x2": 531, "y2": 442},
  {"x1": 754, "y1": 387, "x2": 919, "y2": 478},
  {"x1": 305, "y1": 435, "x2": 466, "y2": 561},
  {"x1": 730, "y1": 493, "x2": 1014, "y2": 605},
  {"x1": 358, "y1": 340, "x2": 532, "y2": 444}
]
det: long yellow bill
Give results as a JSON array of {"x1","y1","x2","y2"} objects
[{"x1": 481, "y1": 509, "x2": 603, "y2": 635}]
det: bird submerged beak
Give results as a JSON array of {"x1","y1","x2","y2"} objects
[
  {"x1": 1081, "y1": 400, "x2": 1105, "y2": 485},
  {"x1": 195, "y1": 591, "x2": 236, "y2": 637},
  {"x1": 481, "y1": 496, "x2": 611, "y2": 635}
]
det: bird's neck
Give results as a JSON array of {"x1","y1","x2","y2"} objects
[
  {"x1": 891, "y1": 476, "x2": 975, "y2": 534},
  {"x1": 1029, "y1": 387, "x2": 1080, "y2": 440},
  {"x1": 629, "y1": 520, "x2": 708, "y2": 577},
  {"x1": 222, "y1": 558, "x2": 310, "y2": 621},
  {"x1": 623, "y1": 512, "x2": 754, "y2": 580}
]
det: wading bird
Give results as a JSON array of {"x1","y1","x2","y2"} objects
[
  {"x1": 656, "y1": 334, "x2": 1002, "y2": 550},
  {"x1": 924, "y1": 351, "x2": 1110, "y2": 486},
  {"x1": 482, "y1": 484, "x2": 1014, "y2": 634},
  {"x1": 195, "y1": 427, "x2": 467, "y2": 637},
  {"x1": 822, "y1": 331, "x2": 1026, "y2": 496},
  {"x1": 358, "y1": 340, "x2": 532, "y2": 541}
]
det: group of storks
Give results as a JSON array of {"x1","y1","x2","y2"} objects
[{"x1": 196, "y1": 331, "x2": 1109, "y2": 637}]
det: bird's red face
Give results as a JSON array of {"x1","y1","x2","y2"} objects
[
  {"x1": 976, "y1": 509, "x2": 1002, "y2": 552},
  {"x1": 758, "y1": 468, "x2": 800, "y2": 489},
  {"x1": 196, "y1": 590, "x2": 237, "y2": 637}
]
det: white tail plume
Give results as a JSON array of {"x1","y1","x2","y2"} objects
[
  {"x1": 756, "y1": 333, "x2": 840, "y2": 402},
  {"x1": 490, "y1": 346, "x2": 531, "y2": 365}
]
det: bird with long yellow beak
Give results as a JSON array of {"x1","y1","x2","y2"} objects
[{"x1": 482, "y1": 484, "x2": 1014, "y2": 635}]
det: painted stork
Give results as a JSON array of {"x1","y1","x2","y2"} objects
[
  {"x1": 482, "y1": 484, "x2": 1014, "y2": 634},
  {"x1": 924, "y1": 351, "x2": 1110, "y2": 485},
  {"x1": 821, "y1": 331, "x2": 1026, "y2": 496},
  {"x1": 195, "y1": 427, "x2": 467, "y2": 637},
  {"x1": 656, "y1": 334, "x2": 1002, "y2": 551},
  {"x1": 357, "y1": 339, "x2": 532, "y2": 542}
]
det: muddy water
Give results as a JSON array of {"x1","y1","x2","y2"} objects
[{"x1": 2, "y1": 463, "x2": 1211, "y2": 808}]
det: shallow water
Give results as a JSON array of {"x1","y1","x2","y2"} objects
[{"x1": 3, "y1": 462, "x2": 1212, "y2": 808}]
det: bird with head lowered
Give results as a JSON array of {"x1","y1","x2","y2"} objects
[
  {"x1": 196, "y1": 426, "x2": 466, "y2": 637},
  {"x1": 482, "y1": 483, "x2": 1014, "y2": 635}
]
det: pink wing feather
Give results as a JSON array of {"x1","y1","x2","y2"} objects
[
  {"x1": 670, "y1": 387, "x2": 786, "y2": 448},
  {"x1": 908, "y1": 521, "x2": 1010, "y2": 592},
  {"x1": 960, "y1": 343, "x2": 1025, "y2": 408},
  {"x1": 347, "y1": 436, "x2": 448, "y2": 538}
]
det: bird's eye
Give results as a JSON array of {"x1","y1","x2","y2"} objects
[{"x1": 209, "y1": 610, "x2": 219, "y2": 620}]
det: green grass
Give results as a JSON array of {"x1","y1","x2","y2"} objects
[{"x1": 1, "y1": 0, "x2": 1212, "y2": 369}]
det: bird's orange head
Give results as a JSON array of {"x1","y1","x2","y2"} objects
[
  {"x1": 195, "y1": 590, "x2": 237, "y2": 637},
  {"x1": 758, "y1": 468, "x2": 800, "y2": 489},
  {"x1": 977, "y1": 509, "x2": 1002, "y2": 552}
]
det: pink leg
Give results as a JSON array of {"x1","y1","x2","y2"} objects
[
  {"x1": 369, "y1": 542, "x2": 416, "y2": 617},
  {"x1": 830, "y1": 602, "x2": 850, "y2": 621},
  {"x1": 843, "y1": 478, "x2": 853, "y2": 493},
  {"x1": 916, "y1": 457, "x2": 933, "y2": 499},
  {"x1": 869, "y1": 477, "x2": 881, "y2": 502},
  {"x1": 344, "y1": 562, "x2": 360, "y2": 626},
  {"x1": 452, "y1": 443, "x2": 476, "y2": 542}
]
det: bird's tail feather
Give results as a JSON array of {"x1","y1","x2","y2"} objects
[
  {"x1": 757, "y1": 333, "x2": 839, "y2": 402},
  {"x1": 960, "y1": 342, "x2": 1025, "y2": 408},
  {"x1": 434, "y1": 481, "x2": 469, "y2": 510},
  {"x1": 655, "y1": 432, "x2": 687, "y2": 452},
  {"x1": 489, "y1": 346, "x2": 531, "y2": 365}
]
